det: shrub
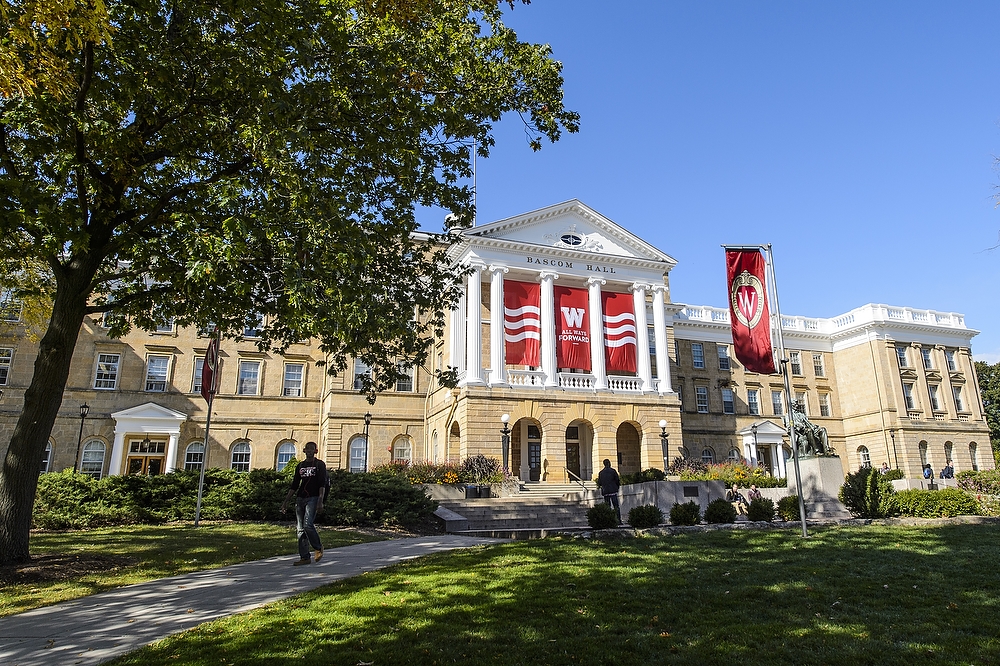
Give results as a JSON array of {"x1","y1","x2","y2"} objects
[
  {"x1": 777, "y1": 495, "x2": 801, "y2": 522},
  {"x1": 461, "y1": 454, "x2": 504, "y2": 484},
  {"x1": 957, "y1": 469, "x2": 1000, "y2": 495},
  {"x1": 839, "y1": 466, "x2": 896, "y2": 518},
  {"x1": 620, "y1": 468, "x2": 666, "y2": 485},
  {"x1": 747, "y1": 497, "x2": 775, "y2": 522},
  {"x1": 882, "y1": 468, "x2": 905, "y2": 481},
  {"x1": 669, "y1": 501, "x2": 701, "y2": 526},
  {"x1": 587, "y1": 502, "x2": 620, "y2": 529},
  {"x1": 627, "y1": 504, "x2": 664, "y2": 529},
  {"x1": 704, "y1": 498, "x2": 737, "y2": 524},
  {"x1": 667, "y1": 457, "x2": 786, "y2": 488},
  {"x1": 894, "y1": 489, "x2": 981, "y2": 518}
]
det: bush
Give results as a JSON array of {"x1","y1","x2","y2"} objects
[
  {"x1": 461, "y1": 454, "x2": 504, "y2": 485},
  {"x1": 704, "y1": 498, "x2": 737, "y2": 524},
  {"x1": 894, "y1": 488, "x2": 981, "y2": 518},
  {"x1": 587, "y1": 502, "x2": 620, "y2": 529},
  {"x1": 957, "y1": 469, "x2": 1000, "y2": 495},
  {"x1": 777, "y1": 495, "x2": 801, "y2": 522},
  {"x1": 627, "y1": 504, "x2": 664, "y2": 529},
  {"x1": 882, "y1": 468, "x2": 905, "y2": 481},
  {"x1": 620, "y1": 468, "x2": 666, "y2": 485},
  {"x1": 669, "y1": 501, "x2": 701, "y2": 526},
  {"x1": 747, "y1": 497, "x2": 775, "y2": 522},
  {"x1": 839, "y1": 466, "x2": 896, "y2": 518},
  {"x1": 666, "y1": 457, "x2": 786, "y2": 488}
]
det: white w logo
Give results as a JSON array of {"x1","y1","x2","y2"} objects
[
  {"x1": 561, "y1": 307, "x2": 586, "y2": 328},
  {"x1": 737, "y1": 290, "x2": 757, "y2": 319}
]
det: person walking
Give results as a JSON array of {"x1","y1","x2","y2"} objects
[
  {"x1": 280, "y1": 441, "x2": 330, "y2": 566},
  {"x1": 941, "y1": 460, "x2": 955, "y2": 479},
  {"x1": 597, "y1": 459, "x2": 622, "y2": 524}
]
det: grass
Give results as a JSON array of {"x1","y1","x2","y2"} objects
[
  {"x1": 107, "y1": 523, "x2": 1000, "y2": 666},
  {"x1": 0, "y1": 522, "x2": 381, "y2": 617}
]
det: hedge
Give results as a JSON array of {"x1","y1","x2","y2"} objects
[
  {"x1": 956, "y1": 469, "x2": 1000, "y2": 495},
  {"x1": 893, "y1": 488, "x2": 980, "y2": 518}
]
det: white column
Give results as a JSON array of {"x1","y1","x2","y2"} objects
[
  {"x1": 539, "y1": 271, "x2": 559, "y2": 387},
  {"x1": 464, "y1": 266, "x2": 484, "y2": 385},
  {"x1": 489, "y1": 265, "x2": 509, "y2": 386},
  {"x1": 777, "y1": 443, "x2": 787, "y2": 478},
  {"x1": 587, "y1": 277, "x2": 607, "y2": 389},
  {"x1": 651, "y1": 285, "x2": 672, "y2": 394},
  {"x1": 165, "y1": 432, "x2": 180, "y2": 473},
  {"x1": 109, "y1": 430, "x2": 126, "y2": 476},
  {"x1": 448, "y1": 290, "x2": 466, "y2": 377},
  {"x1": 631, "y1": 283, "x2": 653, "y2": 392}
]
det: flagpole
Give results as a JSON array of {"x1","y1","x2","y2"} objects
[
  {"x1": 763, "y1": 244, "x2": 808, "y2": 538},
  {"x1": 194, "y1": 330, "x2": 218, "y2": 527}
]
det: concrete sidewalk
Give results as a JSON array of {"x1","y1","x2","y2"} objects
[{"x1": 0, "y1": 535, "x2": 506, "y2": 666}]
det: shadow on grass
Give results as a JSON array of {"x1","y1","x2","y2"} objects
[{"x1": 108, "y1": 523, "x2": 1000, "y2": 666}]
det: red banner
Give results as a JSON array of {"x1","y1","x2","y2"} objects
[
  {"x1": 504, "y1": 281, "x2": 541, "y2": 366},
  {"x1": 201, "y1": 333, "x2": 220, "y2": 403},
  {"x1": 601, "y1": 292, "x2": 637, "y2": 373},
  {"x1": 725, "y1": 250, "x2": 776, "y2": 374},
  {"x1": 554, "y1": 286, "x2": 591, "y2": 371}
]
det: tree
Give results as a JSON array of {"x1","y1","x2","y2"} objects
[
  {"x1": 975, "y1": 361, "x2": 1000, "y2": 465},
  {"x1": 0, "y1": 0, "x2": 578, "y2": 564}
]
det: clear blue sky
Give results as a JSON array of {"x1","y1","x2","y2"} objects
[{"x1": 420, "y1": 1, "x2": 1000, "y2": 362}]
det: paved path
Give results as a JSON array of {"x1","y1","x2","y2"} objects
[{"x1": 0, "y1": 535, "x2": 506, "y2": 666}]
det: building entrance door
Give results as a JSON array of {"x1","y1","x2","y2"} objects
[
  {"x1": 757, "y1": 445, "x2": 772, "y2": 475},
  {"x1": 127, "y1": 439, "x2": 166, "y2": 476},
  {"x1": 527, "y1": 424, "x2": 542, "y2": 481},
  {"x1": 565, "y1": 426, "x2": 581, "y2": 480}
]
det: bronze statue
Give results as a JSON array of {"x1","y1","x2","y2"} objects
[{"x1": 787, "y1": 401, "x2": 832, "y2": 456}]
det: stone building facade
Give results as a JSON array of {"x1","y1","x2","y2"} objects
[{"x1": 0, "y1": 201, "x2": 992, "y2": 481}]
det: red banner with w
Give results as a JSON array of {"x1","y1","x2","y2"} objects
[
  {"x1": 726, "y1": 250, "x2": 776, "y2": 374},
  {"x1": 554, "y1": 286, "x2": 591, "y2": 371},
  {"x1": 201, "y1": 333, "x2": 220, "y2": 403},
  {"x1": 504, "y1": 281, "x2": 541, "y2": 366},
  {"x1": 601, "y1": 292, "x2": 637, "y2": 373}
]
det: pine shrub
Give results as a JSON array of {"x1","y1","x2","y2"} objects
[
  {"x1": 777, "y1": 495, "x2": 801, "y2": 521},
  {"x1": 669, "y1": 500, "x2": 701, "y2": 526},
  {"x1": 587, "y1": 502, "x2": 619, "y2": 529},
  {"x1": 838, "y1": 466, "x2": 896, "y2": 518},
  {"x1": 620, "y1": 468, "x2": 666, "y2": 485},
  {"x1": 747, "y1": 497, "x2": 775, "y2": 522},
  {"x1": 627, "y1": 504, "x2": 664, "y2": 529},
  {"x1": 894, "y1": 488, "x2": 980, "y2": 518},
  {"x1": 704, "y1": 498, "x2": 737, "y2": 524}
]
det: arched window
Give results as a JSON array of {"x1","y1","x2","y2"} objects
[
  {"x1": 858, "y1": 446, "x2": 871, "y2": 468},
  {"x1": 918, "y1": 441, "x2": 928, "y2": 466},
  {"x1": 81, "y1": 440, "x2": 106, "y2": 479},
  {"x1": 276, "y1": 442, "x2": 296, "y2": 471},
  {"x1": 431, "y1": 430, "x2": 439, "y2": 463},
  {"x1": 728, "y1": 448, "x2": 741, "y2": 463},
  {"x1": 184, "y1": 442, "x2": 205, "y2": 471},
  {"x1": 349, "y1": 435, "x2": 367, "y2": 473},
  {"x1": 970, "y1": 442, "x2": 979, "y2": 472},
  {"x1": 678, "y1": 446, "x2": 689, "y2": 460},
  {"x1": 230, "y1": 441, "x2": 251, "y2": 472},
  {"x1": 40, "y1": 441, "x2": 52, "y2": 473},
  {"x1": 392, "y1": 437, "x2": 412, "y2": 464},
  {"x1": 701, "y1": 448, "x2": 715, "y2": 464},
  {"x1": 944, "y1": 441, "x2": 953, "y2": 466}
]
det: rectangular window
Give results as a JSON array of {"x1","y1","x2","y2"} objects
[
  {"x1": 771, "y1": 391, "x2": 784, "y2": 416},
  {"x1": 396, "y1": 364, "x2": 414, "y2": 392},
  {"x1": 237, "y1": 360, "x2": 261, "y2": 395},
  {"x1": 0, "y1": 348, "x2": 11, "y2": 385},
  {"x1": 193, "y1": 357, "x2": 205, "y2": 393},
  {"x1": 722, "y1": 388, "x2": 735, "y2": 414},
  {"x1": 677, "y1": 386, "x2": 683, "y2": 406},
  {"x1": 695, "y1": 386, "x2": 709, "y2": 413},
  {"x1": 0, "y1": 291, "x2": 22, "y2": 322},
  {"x1": 928, "y1": 384, "x2": 941, "y2": 411},
  {"x1": 144, "y1": 355, "x2": 170, "y2": 392},
  {"x1": 154, "y1": 318, "x2": 175, "y2": 333},
  {"x1": 945, "y1": 350, "x2": 957, "y2": 372},
  {"x1": 94, "y1": 353, "x2": 121, "y2": 390},
  {"x1": 903, "y1": 383, "x2": 915, "y2": 410},
  {"x1": 648, "y1": 327, "x2": 657, "y2": 379},
  {"x1": 795, "y1": 391, "x2": 807, "y2": 416},
  {"x1": 896, "y1": 345, "x2": 908, "y2": 368},
  {"x1": 692, "y1": 343, "x2": 704, "y2": 369},
  {"x1": 353, "y1": 358, "x2": 372, "y2": 391},
  {"x1": 717, "y1": 345, "x2": 730, "y2": 370},
  {"x1": 789, "y1": 351, "x2": 802, "y2": 376},
  {"x1": 953, "y1": 386, "x2": 965, "y2": 412},
  {"x1": 813, "y1": 353, "x2": 825, "y2": 377},
  {"x1": 747, "y1": 389, "x2": 760, "y2": 415},
  {"x1": 819, "y1": 393, "x2": 831, "y2": 417},
  {"x1": 243, "y1": 314, "x2": 263, "y2": 339},
  {"x1": 921, "y1": 348, "x2": 933, "y2": 370},
  {"x1": 283, "y1": 363, "x2": 304, "y2": 397}
]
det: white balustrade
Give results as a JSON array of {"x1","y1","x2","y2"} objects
[
  {"x1": 607, "y1": 375, "x2": 643, "y2": 393},
  {"x1": 558, "y1": 372, "x2": 596, "y2": 390},
  {"x1": 507, "y1": 370, "x2": 546, "y2": 387}
]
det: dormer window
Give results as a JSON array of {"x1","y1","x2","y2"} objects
[{"x1": 560, "y1": 233, "x2": 583, "y2": 246}]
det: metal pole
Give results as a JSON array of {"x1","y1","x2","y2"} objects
[
  {"x1": 363, "y1": 412, "x2": 372, "y2": 472},
  {"x1": 500, "y1": 413, "x2": 511, "y2": 471},
  {"x1": 194, "y1": 332, "x2": 218, "y2": 527},
  {"x1": 889, "y1": 429, "x2": 899, "y2": 470},
  {"x1": 73, "y1": 403, "x2": 89, "y2": 473},
  {"x1": 764, "y1": 244, "x2": 808, "y2": 538}
]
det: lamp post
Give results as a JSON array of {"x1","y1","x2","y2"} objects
[
  {"x1": 889, "y1": 428, "x2": 898, "y2": 470},
  {"x1": 363, "y1": 412, "x2": 372, "y2": 472},
  {"x1": 500, "y1": 413, "x2": 511, "y2": 471},
  {"x1": 751, "y1": 423, "x2": 758, "y2": 467},
  {"x1": 73, "y1": 403, "x2": 90, "y2": 473},
  {"x1": 658, "y1": 419, "x2": 669, "y2": 469}
]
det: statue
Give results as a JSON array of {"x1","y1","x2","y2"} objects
[{"x1": 787, "y1": 402, "x2": 832, "y2": 456}]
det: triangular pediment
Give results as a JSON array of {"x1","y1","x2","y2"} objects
[
  {"x1": 464, "y1": 200, "x2": 676, "y2": 265},
  {"x1": 111, "y1": 402, "x2": 188, "y2": 422},
  {"x1": 738, "y1": 420, "x2": 787, "y2": 436}
]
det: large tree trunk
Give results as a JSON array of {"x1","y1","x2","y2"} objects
[{"x1": 0, "y1": 267, "x2": 93, "y2": 564}]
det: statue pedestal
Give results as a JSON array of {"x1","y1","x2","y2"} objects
[{"x1": 786, "y1": 455, "x2": 851, "y2": 519}]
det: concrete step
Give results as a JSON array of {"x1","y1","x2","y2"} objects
[{"x1": 435, "y1": 494, "x2": 601, "y2": 531}]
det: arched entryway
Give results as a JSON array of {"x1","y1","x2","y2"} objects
[
  {"x1": 511, "y1": 418, "x2": 542, "y2": 481},
  {"x1": 615, "y1": 422, "x2": 641, "y2": 475},
  {"x1": 565, "y1": 420, "x2": 595, "y2": 482},
  {"x1": 449, "y1": 422, "x2": 461, "y2": 462}
]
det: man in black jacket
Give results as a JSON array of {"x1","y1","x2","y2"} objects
[
  {"x1": 280, "y1": 441, "x2": 330, "y2": 565},
  {"x1": 597, "y1": 458, "x2": 622, "y2": 524}
]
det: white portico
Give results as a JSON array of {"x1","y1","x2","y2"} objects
[{"x1": 739, "y1": 420, "x2": 790, "y2": 478}]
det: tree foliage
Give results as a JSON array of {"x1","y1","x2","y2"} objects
[
  {"x1": 975, "y1": 361, "x2": 1000, "y2": 464},
  {"x1": 0, "y1": 0, "x2": 577, "y2": 563}
]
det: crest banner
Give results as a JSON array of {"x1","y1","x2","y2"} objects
[{"x1": 725, "y1": 249, "x2": 776, "y2": 374}]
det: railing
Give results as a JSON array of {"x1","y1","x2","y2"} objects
[
  {"x1": 958, "y1": 414, "x2": 970, "y2": 422},
  {"x1": 608, "y1": 375, "x2": 643, "y2": 393},
  {"x1": 508, "y1": 370, "x2": 546, "y2": 387},
  {"x1": 565, "y1": 468, "x2": 588, "y2": 490},
  {"x1": 907, "y1": 411, "x2": 921, "y2": 420},
  {"x1": 558, "y1": 372, "x2": 595, "y2": 390}
]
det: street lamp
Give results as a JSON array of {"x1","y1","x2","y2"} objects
[
  {"x1": 659, "y1": 419, "x2": 669, "y2": 469},
  {"x1": 889, "y1": 428, "x2": 898, "y2": 470},
  {"x1": 362, "y1": 412, "x2": 372, "y2": 472},
  {"x1": 500, "y1": 414, "x2": 511, "y2": 471},
  {"x1": 73, "y1": 403, "x2": 90, "y2": 473}
]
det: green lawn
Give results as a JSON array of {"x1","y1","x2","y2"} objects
[
  {"x1": 0, "y1": 523, "x2": 380, "y2": 617},
  {"x1": 108, "y1": 523, "x2": 1000, "y2": 666}
]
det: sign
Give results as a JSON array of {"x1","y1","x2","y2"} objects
[{"x1": 554, "y1": 286, "x2": 590, "y2": 371}]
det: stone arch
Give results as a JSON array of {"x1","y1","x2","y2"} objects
[
  {"x1": 615, "y1": 422, "x2": 641, "y2": 475},
  {"x1": 81, "y1": 437, "x2": 109, "y2": 478},
  {"x1": 857, "y1": 445, "x2": 871, "y2": 469},
  {"x1": 565, "y1": 420, "x2": 595, "y2": 482},
  {"x1": 701, "y1": 447, "x2": 716, "y2": 464},
  {"x1": 511, "y1": 417, "x2": 542, "y2": 482},
  {"x1": 184, "y1": 440, "x2": 206, "y2": 471},
  {"x1": 275, "y1": 440, "x2": 296, "y2": 471},
  {"x1": 943, "y1": 440, "x2": 954, "y2": 467},
  {"x1": 918, "y1": 440, "x2": 929, "y2": 466},
  {"x1": 969, "y1": 441, "x2": 979, "y2": 471},
  {"x1": 449, "y1": 422, "x2": 461, "y2": 461},
  {"x1": 391, "y1": 434, "x2": 413, "y2": 464}
]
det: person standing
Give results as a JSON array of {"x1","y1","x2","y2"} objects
[
  {"x1": 597, "y1": 459, "x2": 622, "y2": 524},
  {"x1": 941, "y1": 460, "x2": 955, "y2": 479},
  {"x1": 280, "y1": 441, "x2": 329, "y2": 566}
]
